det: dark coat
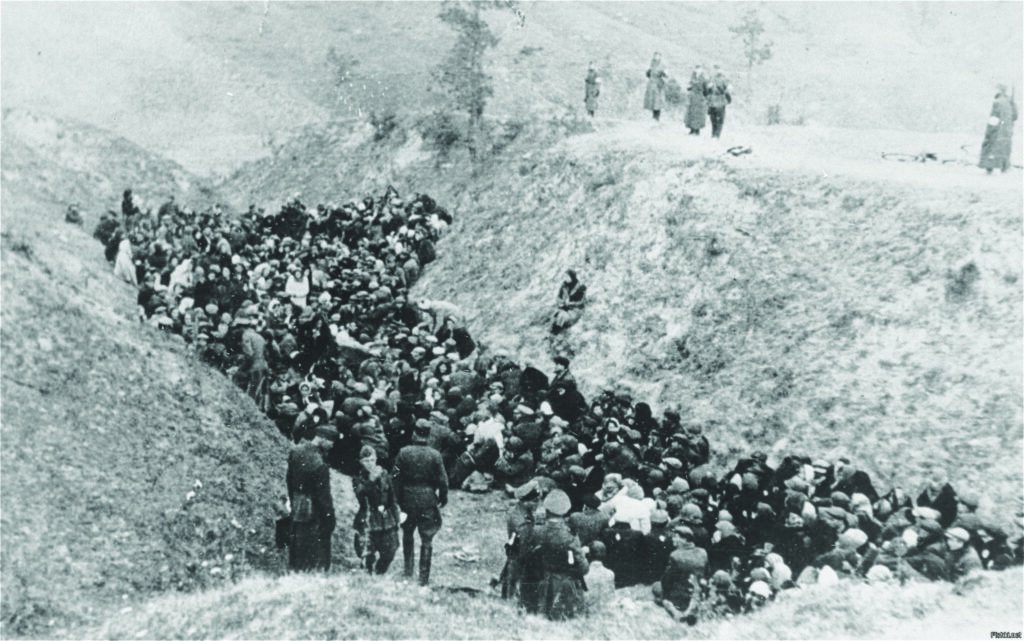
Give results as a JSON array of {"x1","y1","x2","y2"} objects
[
  {"x1": 643, "y1": 60, "x2": 668, "y2": 111},
  {"x1": 584, "y1": 69, "x2": 600, "y2": 112},
  {"x1": 352, "y1": 465, "x2": 401, "y2": 532},
  {"x1": 392, "y1": 442, "x2": 449, "y2": 509},
  {"x1": 980, "y1": 92, "x2": 1018, "y2": 170},
  {"x1": 685, "y1": 73, "x2": 708, "y2": 129},
  {"x1": 660, "y1": 541, "x2": 708, "y2": 608},
  {"x1": 567, "y1": 508, "x2": 609, "y2": 549},
  {"x1": 641, "y1": 525, "x2": 676, "y2": 584},
  {"x1": 287, "y1": 442, "x2": 336, "y2": 571},
  {"x1": 601, "y1": 521, "x2": 645, "y2": 588},
  {"x1": 534, "y1": 517, "x2": 589, "y2": 620},
  {"x1": 917, "y1": 483, "x2": 958, "y2": 529}
]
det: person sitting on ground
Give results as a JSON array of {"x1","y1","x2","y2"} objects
[
  {"x1": 551, "y1": 269, "x2": 587, "y2": 334},
  {"x1": 653, "y1": 524, "x2": 707, "y2": 624}
]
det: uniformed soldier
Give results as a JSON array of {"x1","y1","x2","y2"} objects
[
  {"x1": 534, "y1": 489, "x2": 589, "y2": 620},
  {"x1": 392, "y1": 420, "x2": 448, "y2": 585}
]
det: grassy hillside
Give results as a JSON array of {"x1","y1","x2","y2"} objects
[
  {"x1": 0, "y1": 113, "x2": 297, "y2": 637},
  {"x1": 2, "y1": 2, "x2": 1020, "y2": 175}
]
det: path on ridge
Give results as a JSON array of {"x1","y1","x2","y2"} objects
[{"x1": 555, "y1": 117, "x2": 1022, "y2": 194}]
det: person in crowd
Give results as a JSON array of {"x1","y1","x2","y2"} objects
[
  {"x1": 286, "y1": 429, "x2": 335, "y2": 572},
  {"x1": 584, "y1": 61, "x2": 601, "y2": 117},
  {"x1": 583, "y1": 541, "x2": 616, "y2": 614},
  {"x1": 534, "y1": 489, "x2": 589, "y2": 620},
  {"x1": 706, "y1": 66, "x2": 732, "y2": 139},
  {"x1": 653, "y1": 525, "x2": 707, "y2": 624},
  {"x1": 979, "y1": 84, "x2": 1018, "y2": 174},
  {"x1": 392, "y1": 419, "x2": 448, "y2": 585},
  {"x1": 643, "y1": 52, "x2": 668, "y2": 122},
  {"x1": 500, "y1": 481, "x2": 543, "y2": 610},
  {"x1": 916, "y1": 467, "x2": 958, "y2": 529},
  {"x1": 685, "y1": 65, "x2": 709, "y2": 135},
  {"x1": 352, "y1": 445, "x2": 401, "y2": 575}
]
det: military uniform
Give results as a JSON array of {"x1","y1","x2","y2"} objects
[
  {"x1": 392, "y1": 439, "x2": 448, "y2": 584},
  {"x1": 534, "y1": 516, "x2": 589, "y2": 620}
]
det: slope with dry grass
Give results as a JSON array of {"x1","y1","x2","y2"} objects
[{"x1": 0, "y1": 112, "x2": 294, "y2": 637}]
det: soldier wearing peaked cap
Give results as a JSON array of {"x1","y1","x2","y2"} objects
[
  {"x1": 392, "y1": 419, "x2": 448, "y2": 585},
  {"x1": 533, "y1": 490, "x2": 589, "y2": 620},
  {"x1": 500, "y1": 481, "x2": 543, "y2": 611}
]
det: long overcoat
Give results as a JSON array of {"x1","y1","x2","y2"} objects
[{"x1": 980, "y1": 92, "x2": 1018, "y2": 170}]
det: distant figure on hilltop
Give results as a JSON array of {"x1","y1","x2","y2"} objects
[
  {"x1": 706, "y1": 66, "x2": 732, "y2": 139},
  {"x1": 644, "y1": 52, "x2": 668, "y2": 122},
  {"x1": 551, "y1": 269, "x2": 587, "y2": 335},
  {"x1": 979, "y1": 84, "x2": 1018, "y2": 174},
  {"x1": 584, "y1": 62, "x2": 601, "y2": 117},
  {"x1": 685, "y1": 65, "x2": 709, "y2": 135}
]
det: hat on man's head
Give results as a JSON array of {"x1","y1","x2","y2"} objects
[
  {"x1": 514, "y1": 404, "x2": 535, "y2": 416},
  {"x1": 543, "y1": 489, "x2": 572, "y2": 516},
  {"x1": 413, "y1": 418, "x2": 432, "y2": 437},
  {"x1": 945, "y1": 527, "x2": 971, "y2": 543},
  {"x1": 553, "y1": 356, "x2": 570, "y2": 368},
  {"x1": 650, "y1": 510, "x2": 669, "y2": 525},
  {"x1": 672, "y1": 524, "x2": 694, "y2": 539}
]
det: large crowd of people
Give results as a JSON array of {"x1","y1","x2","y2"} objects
[{"x1": 93, "y1": 185, "x2": 1021, "y2": 624}]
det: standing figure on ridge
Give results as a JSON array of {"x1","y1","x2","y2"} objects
[
  {"x1": 585, "y1": 62, "x2": 601, "y2": 118},
  {"x1": 706, "y1": 66, "x2": 732, "y2": 139},
  {"x1": 685, "y1": 65, "x2": 709, "y2": 135},
  {"x1": 979, "y1": 84, "x2": 1018, "y2": 174},
  {"x1": 644, "y1": 52, "x2": 668, "y2": 122}
]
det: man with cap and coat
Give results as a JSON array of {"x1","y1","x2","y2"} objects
[
  {"x1": 392, "y1": 420, "x2": 448, "y2": 585},
  {"x1": 534, "y1": 489, "x2": 589, "y2": 620},
  {"x1": 653, "y1": 525, "x2": 708, "y2": 623},
  {"x1": 944, "y1": 527, "x2": 982, "y2": 582}
]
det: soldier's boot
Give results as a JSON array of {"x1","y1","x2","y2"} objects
[
  {"x1": 402, "y1": 531, "x2": 415, "y2": 577},
  {"x1": 419, "y1": 542, "x2": 433, "y2": 586}
]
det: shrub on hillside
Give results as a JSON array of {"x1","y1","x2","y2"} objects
[
  {"x1": 946, "y1": 261, "x2": 980, "y2": 301},
  {"x1": 369, "y1": 111, "x2": 402, "y2": 143},
  {"x1": 416, "y1": 111, "x2": 463, "y2": 153}
]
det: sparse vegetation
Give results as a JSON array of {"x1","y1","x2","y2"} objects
[
  {"x1": 729, "y1": 9, "x2": 774, "y2": 91},
  {"x1": 434, "y1": 0, "x2": 502, "y2": 161}
]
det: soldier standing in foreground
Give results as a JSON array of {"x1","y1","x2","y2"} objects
[{"x1": 392, "y1": 420, "x2": 448, "y2": 585}]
